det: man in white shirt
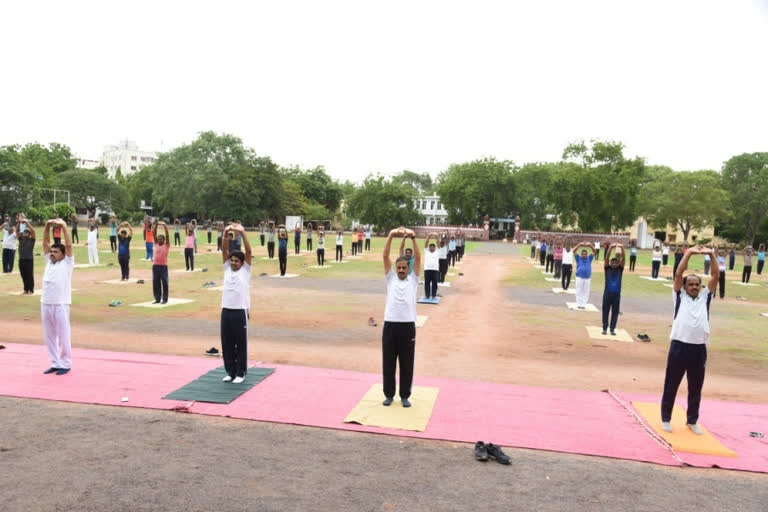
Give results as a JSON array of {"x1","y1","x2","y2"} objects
[
  {"x1": 1, "y1": 218, "x2": 18, "y2": 273},
  {"x1": 41, "y1": 218, "x2": 75, "y2": 375},
  {"x1": 381, "y1": 226, "x2": 421, "y2": 408},
  {"x1": 423, "y1": 232, "x2": 440, "y2": 299},
  {"x1": 86, "y1": 218, "x2": 100, "y2": 265},
  {"x1": 220, "y1": 223, "x2": 253, "y2": 384},
  {"x1": 661, "y1": 245, "x2": 718, "y2": 435}
]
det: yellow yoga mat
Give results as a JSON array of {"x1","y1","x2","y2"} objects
[
  {"x1": 632, "y1": 402, "x2": 737, "y2": 457},
  {"x1": 345, "y1": 384, "x2": 439, "y2": 432}
]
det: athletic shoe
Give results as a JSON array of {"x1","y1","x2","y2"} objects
[
  {"x1": 43, "y1": 367, "x2": 59, "y2": 374},
  {"x1": 55, "y1": 368, "x2": 70, "y2": 375},
  {"x1": 610, "y1": 331, "x2": 616, "y2": 336},
  {"x1": 401, "y1": 398, "x2": 411, "y2": 408},
  {"x1": 486, "y1": 443, "x2": 511, "y2": 465},
  {"x1": 152, "y1": 300, "x2": 160, "y2": 304},
  {"x1": 474, "y1": 441, "x2": 489, "y2": 461},
  {"x1": 601, "y1": 329, "x2": 607, "y2": 335},
  {"x1": 161, "y1": 300, "x2": 167, "y2": 304},
  {"x1": 661, "y1": 421, "x2": 672, "y2": 433},
  {"x1": 205, "y1": 347, "x2": 219, "y2": 356},
  {"x1": 687, "y1": 423, "x2": 703, "y2": 435},
  {"x1": 222, "y1": 375, "x2": 233, "y2": 382},
  {"x1": 382, "y1": 397, "x2": 393, "y2": 406},
  {"x1": 232, "y1": 376, "x2": 245, "y2": 384}
]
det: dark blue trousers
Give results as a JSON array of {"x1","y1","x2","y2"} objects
[
  {"x1": 661, "y1": 340, "x2": 707, "y2": 424},
  {"x1": 601, "y1": 291, "x2": 621, "y2": 331}
]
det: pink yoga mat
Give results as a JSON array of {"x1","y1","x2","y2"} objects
[{"x1": 2, "y1": 343, "x2": 766, "y2": 472}]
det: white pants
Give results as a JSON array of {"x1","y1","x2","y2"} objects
[
  {"x1": 41, "y1": 304, "x2": 72, "y2": 369},
  {"x1": 88, "y1": 244, "x2": 99, "y2": 265},
  {"x1": 575, "y1": 277, "x2": 591, "y2": 307}
]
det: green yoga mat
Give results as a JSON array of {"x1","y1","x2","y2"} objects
[{"x1": 163, "y1": 366, "x2": 275, "y2": 404}]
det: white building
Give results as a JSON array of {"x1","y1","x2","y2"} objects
[
  {"x1": 101, "y1": 140, "x2": 158, "y2": 179},
  {"x1": 76, "y1": 158, "x2": 101, "y2": 170},
  {"x1": 415, "y1": 194, "x2": 448, "y2": 225}
]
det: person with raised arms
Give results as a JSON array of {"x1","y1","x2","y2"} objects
[
  {"x1": 174, "y1": 219, "x2": 182, "y2": 247},
  {"x1": 651, "y1": 240, "x2": 662, "y2": 279},
  {"x1": 381, "y1": 226, "x2": 421, "y2": 408},
  {"x1": 757, "y1": 243, "x2": 766, "y2": 275},
  {"x1": 422, "y1": 232, "x2": 440, "y2": 300},
  {"x1": 398, "y1": 236, "x2": 415, "y2": 274},
  {"x1": 672, "y1": 243, "x2": 684, "y2": 278},
  {"x1": 41, "y1": 218, "x2": 74, "y2": 375},
  {"x1": 660, "y1": 245, "x2": 718, "y2": 435},
  {"x1": 437, "y1": 234, "x2": 449, "y2": 283},
  {"x1": 628, "y1": 240, "x2": 637, "y2": 272},
  {"x1": 306, "y1": 222, "x2": 313, "y2": 252},
  {"x1": 219, "y1": 223, "x2": 253, "y2": 384},
  {"x1": 184, "y1": 223, "x2": 196, "y2": 271},
  {"x1": 456, "y1": 228, "x2": 465, "y2": 262},
  {"x1": 267, "y1": 222, "x2": 276, "y2": 259},
  {"x1": 662, "y1": 242, "x2": 670, "y2": 266},
  {"x1": 117, "y1": 221, "x2": 133, "y2": 281},
  {"x1": 206, "y1": 219, "x2": 212, "y2": 245},
  {"x1": 728, "y1": 244, "x2": 736, "y2": 271},
  {"x1": 594, "y1": 239, "x2": 600, "y2": 260},
  {"x1": 108, "y1": 216, "x2": 118, "y2": 252},
  {"x1": 715, "y1": 245, "x2": 727, "y2": 299},
  {"x1": 258, "y1": 221, "x2": 266, "y2": 247},
  {"x1": 560, "y1": 238, "x2": 574, "y2": 290},
  {"x1": 278, "y1": 224, "x2": 289, "y2": 276},
  {"x1": 293, "y1": 223, "x2": 302, "y2": 255},
  {"x1": 351, "y1": 227, "x2": 358, "y2": 256},
  {"x1": 70, "y1": 213, "x2": 79, "y2": 245},
  {"x1": 364, "y1": 224, "x2": 372, "y2": 252},
  {"x1": 335, "y1": 229, "x2": 344, "y2": 262},
  {"x1": 152, "y1": 221, "x2": 170, "y2": 304},
  {"x1": 1, "y1": 217, "x2": 17, "y2": 273},
  {"x1": 86, "y1": 217, "x2": 100, "y2": 266},
  {"x1": 601, "y1": 243, "x2": 625, "y2": 335},
  {"x1": 539, "y1": 237, "x2": 548, "y2": 267},
  {"x1": 144, "y1": 220, "x2": 154, "y2": 261},
  {"x1": 741, "y1": 245, "x2": 754, "y2": 283},
  {"x1": 572, "y1": 241, "x2": 596, "y2": 309},
  {"x1": 17, "y1": 217, "x2": 36, "y2": 294},
  {"x1": 448, "y1": 234, "x2": 457, "y2": 268}
]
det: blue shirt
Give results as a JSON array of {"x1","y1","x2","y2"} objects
[
  {"x1": 118, "y1": 236, "x2": 131, "y2": 257},
  {"x1": 758, "y1": 252, "x2": 765, "y2": 261},
  {"x1": 278, "y1": 238, "x2": 288, "y2": 250},
  {"x1": 110, "y1": 222, "x2": 117, "y2": 236},
  {"x1": 604, "y1": 266, "x2": 623, "y2": 294},
  {"x1": 540, "y1": 243, "x2": 547, "y2": 253},
  {"x1": 574, "y1": 254, "x2": 594, "y2": 279}
]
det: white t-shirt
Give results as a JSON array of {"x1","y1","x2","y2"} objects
[
  {"x1": 438, "y1": 245, "x2": 448, "y2": 259},
  {"x1": 669, "y1": 290, "x2": 712, "y2": 345},
  {"x1": 2, "y1": 228, "x2": 17, "y2": 249},
  {"x1": 652, "y1": 249, "x2": 662, "y2": 261},
  {"x1": 41, "y1": 254, "x2": 74, "y2": 305},
  {"x1": 594, "y1": 242, "x2": 600, "y2": 249},
  {"x1": 424, "y1": 249, "x2": 440, "y2": 271},
  {"x1": 336, "y1": 235, "x2": 343, "y2": 245},
  {"x1": 221, "y1": 261, "x2": 251, "y2": 310},
  {"x1": 662, "y1": 245, "x2": 670, "y2": 255},
  {"x1": 561, "y1": 249, "x2": 573, "y2": 265},
  {"x1": 87, "y1": 229, "x2": 98, "y2": 245},
  {"x1": 384, "y1": 270, "x2": 418, "y2": 323},
  {"x1": 317, "y1": 236, "x2": 325, "y2": 249}
]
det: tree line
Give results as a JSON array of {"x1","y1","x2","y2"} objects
[{"x1": 2, "y1": 133, "x2": 766, "y2": 244}]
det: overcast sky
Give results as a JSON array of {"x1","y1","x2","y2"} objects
[{"x1": 1, "y1": 1, "x2": 767, "y2": 181}]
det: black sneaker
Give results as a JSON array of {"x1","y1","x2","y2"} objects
[
  {"x1": 43, "y1": 367, "x2": 59, "y2": 375},
  {"x1": 486, "y1": 443, "x2": 511, "y2": 465},
  {"x1": 474, "y1": 441, "x2": 489, "y2": 461},
  {"x1": 601, "y1": 329, "x2": 607, "y2": 335},
  {"x1": 152, "y1": 300, "x2": 160, "y2": 304},
  {"x1": 401, "y1": 398, "x2": 411, "y2": 408},
  {"x1": 382, "y1": 397, "x2": 393, "y2": 406},
  {"x1": 205, "y1": 347, "x2": 219, "y2": 356},
  {"x1": 55, "y1": 368, "x2": 71, "y2": 376}
]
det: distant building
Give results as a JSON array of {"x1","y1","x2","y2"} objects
[
  {"x1": 415, "y1": 194, "x2": 448, "y2": 225},
  {"x1": 629, "y1": 218, "x2": 714, "y2": 248},
  {"x1": 101, "y1": 140, "x2": 158, "y2": 179},
  {"x1": 76, "y1": 158, "x2": 101, "y2": 170}
]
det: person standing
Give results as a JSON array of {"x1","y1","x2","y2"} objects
[
  {"x1": 601, "y1": 243, "x2": 625, "y2": 335},
  {"x1": 1, "y1": 218, "x2": 17, "y2": 273},
  {"x1": 594, "y1": 239, "x2": 600, "y2": 260},
  {"x1": 257, "y1": 221, "x2": 265, "y2": 247},
  {"x1": 117, "y1": 222, "x2": 133, "y2": 281},
  {"x1": 662, "y1": 242, "x2": 670, "y2": 266},
  {"x1": 728, "y1": 244, "x2": 736, "y2": 271},
  {"x1": 52, "y1": 221, "x2": 62, "y2": 245},
  {"x1": 191, "y1": 219, "x2": 199, "y2": 254},
  {"x1": 757, "y1": 244, "x2": 766, "y2": 275},
  {"x1": 573, "y1": 242, "x2": 596, "y2": 309},
  {"x1": 660, "y1": 246, "x2": 718, "y2": 435},
  {"x1": 70, "y1": 213, "x2": 79, "y2": 244},
  {"x1": 715, "y1": 245, "x2": 727, "y2": 299},
  {"x1": 672, "y1": 244, "x2": 684, "y2": 279},
  {"x1": 651, "y1": 240, "x2": 662, "y2": 279},
  {"x1": 364, "y1": 225, "x2": 372, "y2": 252},
  {"x1": 86, "y1": 218, "x2": 100, "y2": 266},
  {"x1": 530, "y1": 236, "x2": 537, "y2": 259},
  {"x1": 448, "y1": 235, "x2": 457, "y2": 268},
  {"x1": 109, "y1": 216, "x2": 118, "y2": 252},
  {"x1": 267, "y1": 222, "x2": 276, "y2": 259},
  {"x1": 351, "y1": 228, "x2": 358, "y2": 256},
  {"x1": 437, "y1": 235, "x2": 449, "y2": 283},
  {"x1": 184, "y1": 225, "x2": 196, "y2": 271},
  {"x1": 278, "y1": 224, "x2": 289, "y2": 276},
  {"x1": 294, "y1": 224, "x2": 301, "y2": 255},
  {"x1": 628, "y1": 240, "x2": 637, "y2": 272},
  {"x1": 381, "y1": 226, "x2": 421, "y2": 408},
  {"x1": 423, "y1": 233, "x2": 440, "y2": 300},
  {"x1": 539, "y1": 238, "x2": 548, "y2": 266},
  {"x1": 174, "y1": 219, "x2": 182, "y2": 246},
  {"x1": 206, "y1": 219, "x2": 213, "y2": 245},
  {"x1": 553, "y1": 238, "x2": 563, "y2": 279},
  {"x1": 335, "y1": 230, "x2": 344, "y2": 262},
  {"x1": 41, "y1": 218, "x2": 74, "y2": 375},
  {"x1": 703, "y1": 250, "x2": 711, "y2": 276},
  {"x1": 456, "y1": 229, "x2": 465, "y2": 261},
  {"x1": 220, "y1": 223, "x2": 252, "y2": 384},
  {"x1": 306, "y1": 223, "x2": 313, "y2": 252},
  {"x1": 561, "y1": 239, "x2": 574, "y2": 291},
  {"x1": 17, "y1": 219, "x2": 36, "y2": 294},
  {"x1": 316, "y1": 228, "x2": 326, "y2": 266},
  {"x1": 144, "y1": 221, "x2": 154, "y2": 261},
  {"x1": 545, "y1": 238, "x2": 555, "y2": 273},
  {"x1": 152, "y1": 222, "x2": 170, "y2": 304},
  {"x1": 742, "y1": 246, "x2": 754, "y2": 283}
]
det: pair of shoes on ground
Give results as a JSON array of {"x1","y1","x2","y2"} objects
[
  {"x1": 222, "y1": 375, "x2": 245, "y2": 384},
  {"x1": 637, "y1": 333, "x2": 651, "y2": 342},
  {"x1": 43, "y1": 367, "x2": 70, "y2": 375},
  {"x1": 601, "y1": 329, "x2": 617, "y2": 336},
  {"x1": 474, "y1": 441, "x2": 511, "y2": 464},
  {"x1": 367, "y1": 317, "x2": 377, "y2": 327},
  {"x1": 151, "y1": 299, "x2": 168, "y2": 304},
  {"x1": 382, "y1": 397, "x2": 411, "y2": 408},
  {"x1": 202, "y1": 281, "x2": 217, "y2": 288},
  {"x1": 661, "y1": 422, "x2": 703, "y2": 435},
  {"x1": 108, "y1": 300, "x2": 123, "y2": 307},
  {"x1": 205, "y1": 347, "x2": 220, "y2": 356}
]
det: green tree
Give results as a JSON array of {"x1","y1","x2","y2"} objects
[
  {"x1": 721, "y1": 152, "x2": 768, "y2": 245},
  {"x1": 392, "y1": 170, "x2": 434, "y2": 195},
  {"x1": 561, "y1": 140, "x2": 646, "y2": 231},
  {"x1": 0, "y1": 145, "x2": 38, "y2": 214},
  {"x1": 56, "y1": 169, "x2": 125, "y2": 216},
  {"x1": 346, "y1": 175, "x2": 423, "y2": 231},
  {"x1": 18, "y1": 142, "x2": 76, "y2": 184},
  {"x1": 436, "y1": 158, "x2": 516, "y2": 225},
  {"x1": 281, "y1": 165, "x2": 343, "y2": 213},
  {"x1": 638, "y1": 170, "x2": 731, "y2": 242}
]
